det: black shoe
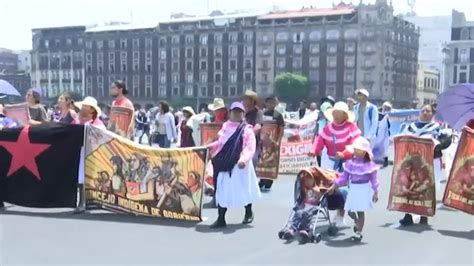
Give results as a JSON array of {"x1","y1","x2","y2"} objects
[
  {"x1": 0, "y1": 201, "x2": 4, "y2": 209},
  {"x1": 351, "y1": 232, "x2": 363, "y2": 242},
  {"x1": 209, "y1": 219, "x2": 226, "y2": 229},
  {"x1": 419, "y1": 216, "x2": 429, "y2": 225},
  {"x1": 242, "y1": 211, "x2": 254, "y2": 224},
  {"x1": 399, "y1": 214, "x2": 414, "y2": 226},
  {"x1": 73, "y1": 206, "x2": 86, "y2": 214}
]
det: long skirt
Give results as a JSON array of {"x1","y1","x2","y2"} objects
[
  {"x1": 215, "y1": 161, "x2": 261, "y2": 208},
  {"x1": 344, "y1": 183, "x2": 374, "y2": 212}
]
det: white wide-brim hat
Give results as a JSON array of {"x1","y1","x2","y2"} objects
[
  {"x1": 74, "y1": 96, "x2": 101, "y2": 117},
  {"x1": 346, "y1": 137, "x2": 373, "y2": 159},
  {"x1": 324, "y1": 101, "x2": 355, "y2": 123},
  {"x1": 182, "y1": 106, "x2": 196, "y2": 116},
  {"x1": 208, "y1": 98, "x2": 225, "y2": 111}
]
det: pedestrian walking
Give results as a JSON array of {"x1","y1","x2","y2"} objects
[
  {"x1": 354, "y1": 89, "x2": 379, "y2": 144},
  {"x1": 152, "y1": 101, "x2": 177, "y2": 148}
]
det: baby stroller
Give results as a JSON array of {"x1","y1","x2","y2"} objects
[{"x1": 278, "y1": 167, "x2": 346, "y2": 244}]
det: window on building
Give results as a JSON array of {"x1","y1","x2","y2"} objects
[
  {"x1": 160, "y1": 38, "x2": 166, "y2": 46},
  {"x1": 200, "y1": 73, "x2": 207, "y2": 83},
  {"x1": 245, "y1": 72, "x2": 252, "y2": 82},
  {"x1": 85, "y1": 41, "x2": 92, "y2": 49},
  {"x1": 159, "y1": 87, "x2": 166, "y2": 96},
  {"x1": 121, "y1": 64, "x2": 127, "y2": 72},
  {"x1": 172, "y1": 48, "x2": 179, "y2": 58},
  {"x1": 245, "y1": 59, "x2": 252, "y2": 69},
  {"x1": 173, "y1": 87, "x2": 179, "y2": 96},
  {"x1": 215, "y1": 60, "x2": 222, "y2": 70},
  {"x1": 214, "y1": 47, "x2": 222, "y2": 57},
  {"x1": 309, "y1": 30, "x2": 321, "y2": 41},
  {"x1": 200, "y1": 61, "x2": 207, "y2": 70},
  {"x1": 327, "y1": 56, "x2": 337, "y2": 68},
  {"x1": 133, "y1": 39, "x2": 139, "y2": 48},
  {"x1": 173, "y1": 61, "x2": 179, "y2": 71},
  {"x1": 277, "y1": 58, "x2": 285, "y2": 69},
  {"x1": 327, "y1": 30, "x2": 341, "y2": 40},
  {"x1": 310, "y1": 57, "x2": 319, "y2": 68},
  {"x1": 215, "y1": 73, "x2": 222, "y2": 82},
  {"x1": 345, "y1": 71, "x2": 355, "y2": 82},
  {"x1": 230, "y1": 86, "x2": 237, "y2": 96},
  {"x1": 344, "y1": 29, "x2": 358, "y2": 39},
  {"x1": 186, "y1": 48, "x2": 193, "y2": 58},
  {"x1": 327, "y1": 70, "x2": 337, "y2": 82},
  {"x1": 186, "y1": 61, "x2": 192, "y2": 71},
  {"x1": 172, "y1": 74, "x2": 179, "y2": 84},
  {"x1": 261, "y1": 48, "x2": 269, "y2": 56},
  {"x1": 230, "y1": 60, "x2": 237, "y2": 70},
  {"x1": 293, "y1": 33, "x2": 304, "y2": 43},
  {"x1": 244, "y1": 46, "x2": 253, "y2": 56},
  {"x1": 145, "y1": 38, "x2": 152, "y2": 48},
  {"x1": 160, "y1": 63, "x2": 165, "y2": 72},
  {"x1": 172, "y1": 36, "x2": 179, "y2": 44},
  {"x1": 214, "y1": 86, "x2": 222, "y2": 96},
  {"x1": 120, "y1": 39, "x2": 127, "y2": 49},
  {"x1": 244, "y1": 32, "x2": 253, "y2": 42},
  {"x1": 146, "y1": 63, "x2": 152, "y2": 73},
  {"x1": 186, "y1": 35, "x2": 193, "y2": 44},
  {"x1": 186, "y1": 73, "x2": 193, "y2": 83},
  {"x1": 327, "y1": 43, "x2": 338, "y2": 53},
  {"x1": 186, "y1": 86, "x2": 193, "y2": 96},
  {"x1": 293, "y1": 58, "x2": 302, "y2": 69},
  {"x1": 200, "y1": 35, "x2": 208, "y2": 45},
  {"x1": 229, "y1": 33, "x2": 237, "y2": 43},
  {"x1": 201, "y1": 48, "x2": 207, "y2": 57},
  {"x1": 460, "y1": 49, "x2": 469, "y2": 63},
  {"x1": 229, "y1": 72, "x2": 237, "y2": 83},
  {"x1": 345, "y1": 56, "x2": 355, "y2": 68},
  {"x1": 294, "y1": 45, "x2": 303, "y2": 54},
  {"x1": 262, "y1": 60, "x2": 269, "y2": 69},
  {"x1": 309, "y1": 70, "x2": 319, "y2": 81},
  {"x1": 276, "y1": 32, "x2": 289, "y2": 42},
  {"x1": 460, "y1": 72, "x2": 467, "y2": 83},
  {"x1": 345, "y1": 43, "x2": 356, "y2": 53},
  {"x1": 229, "y1": 46, "x2": 237, "y2": 57},
  {"x1": 277, "y1": 45, "x2": 286, "y2": 55},
  {"x1": 133, "y1": 62, "x2": 139, "y2": 71},
  {"x1": 109, "y1": 64, "x2": 115, "y2": 73},
  {"x1": 261, "y1": 34, "x2": 269, "y2": 43},
  {"x1": 310, "y1": 44, "x2": 320, "y2": 54},
  {"x1": 160, "y1": 75, "x2": 166, "y2": 84},
  {"x1": 214, "y1": 34, "x2": 222, "y2": 44},
  {"x1": 160, "y1": 49, "x2": 166, "y2": 59}
]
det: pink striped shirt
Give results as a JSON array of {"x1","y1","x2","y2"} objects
[{"x1": 313, "y1": 121, "x2": 361, "y2": 159}]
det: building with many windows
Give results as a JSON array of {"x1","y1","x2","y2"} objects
[
  {"x1": 444, "y1": 10, "x2": 474, "y2": 89},
  {"x1": 30, "y1": 1, "x2": 419, "y2": 107},
  {"x1": 0, "y1": 48, "x2": 31, "y2": 101},
  {"x1": 416, "y1": 64, "x2": 440, "y2": 107}
]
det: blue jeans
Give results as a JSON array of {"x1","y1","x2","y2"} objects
[{"x1": 154, "y1": 134, "x2": 170, "y2": 148}]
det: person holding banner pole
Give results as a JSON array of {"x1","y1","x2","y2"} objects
[
  {"x1": 398, "y1": 104, "x2": 452, "y2": 226},
  {"x1": 73, "y1": 96, "x2": 106, "y2": 214},
  {"x1": 208, "y1": 102, "x2": 261, "y2": 228}
]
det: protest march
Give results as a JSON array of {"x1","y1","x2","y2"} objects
[{"x1": 0, "y1": 81, "x2": 472, "y2": 250}]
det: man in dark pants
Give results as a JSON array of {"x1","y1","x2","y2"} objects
[{"x1": 259, "y1": 95, "x2": 285, "y2": 190}]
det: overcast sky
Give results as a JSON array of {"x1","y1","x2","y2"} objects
[{"x1": 1, "y1": 0, "x2": 473, "y2": 50}]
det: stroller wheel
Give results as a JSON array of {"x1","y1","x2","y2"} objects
[
  {"x1": 328, "y1": 225, "x2": 338, "y2": 236},
  {"x1": 315, "y1": 234, "x2": 322, "y2": 243},
  {"x1": 278, "y1": 231, "x2": 284, "y2": 239}
]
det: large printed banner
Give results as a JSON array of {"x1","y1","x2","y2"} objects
[
  {"x1": 84, "y1": 126, "x2": 208, "y2": 221},
  {"x1": 256, "y1": 121, "x2": 282, "y2": 179},
  {"x1": 4, "y1": 103, "x2": 29, "y2": 126},
  {"x1": 279, "y1": 112, "x2": 318, "y2": 174},
  {"x1": 107, "y1": 106, "x2": 134, "y2": 139},
  {"x1": 443, "y1": 127, "x2": 474, "y2": 215},
  {"x1": 200, "y1": 123, "x2": 223, "y2": 192},
  {"x1": 388, "y1": 136, "x2": 436, "y2": 216}
]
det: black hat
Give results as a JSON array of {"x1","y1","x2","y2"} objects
[{"x1": 265, "y1": 95, "x2": 279, "y2": 102}]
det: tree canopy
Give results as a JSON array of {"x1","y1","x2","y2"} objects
[{"x1": 274, "y1": 72, "x2": 309, "y2": 105}]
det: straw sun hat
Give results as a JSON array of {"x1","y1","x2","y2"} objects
[
  {"x1": 323, "y1": 101, "x2": 355, "y2": 123},
  {"x1": 74, "y1": 96, "x2": 102, "y2": 117}
]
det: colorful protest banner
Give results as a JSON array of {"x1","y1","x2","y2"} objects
[
  {"x1": 256, "y1": 121, "x2": 282, "y2": 180},
  {"x1": 107, "y1": 106, "x2": 134, "y2": 139},
  {"x1": 4, "y1": 103, "x2": 29, "y2": 126},
  {"x1": 279, "y1": 112, "x2": 318, "y2": 174},
  {"x1": 200, "y1": 122, "x2": 223, "y2": 193},
  {"x1": 443, "y1": 127, "x2": 474, "y2": 215},
  {"x1": 387, "y1": 109, "x2": 420, "y2": 136},
  {"x1": 84, "y1": 126, "x2": 208, "y2": 221},
  {"x1": 388, "y1": 136, "x2": 436, "y2": 217}
]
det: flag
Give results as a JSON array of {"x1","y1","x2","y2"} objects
[{"x1": 0, "y1": 123, "x2": 84, "y2": 208}]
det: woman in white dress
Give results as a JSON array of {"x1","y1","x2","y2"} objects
[{"x1": 208, "y1": 102, "x2": 261, "y2": 229}]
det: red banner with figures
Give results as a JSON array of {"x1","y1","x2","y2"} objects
[
  {"x1": 443, "y1": 127, "x2": 474, "y2": 215},
  {"x1": 256, "y1": 121, "x2": 282, "y2": 180},
  {"x1": 200, "y1": 123, "x2": 223, "y2": 194},
  {"x1": 388, "y1": 136, "x2": 436, "y2": 217},
  {"x1": 4, "y1": 103, "x2": 29, "y2": 126},
  {"x1": 107, "y1": 106, "x2": 134, "y2": 139}
]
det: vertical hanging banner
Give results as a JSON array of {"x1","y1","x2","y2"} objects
[
  {"x1": 107, "y1": 106, "x2": 134, "y2": 139},
  {"x1": 443, "y1": 127, "x2": 474, "y2": 215},
  {"x1": 388, "y1": 136, "x2": 436, "y2": 217},
  {"x1": 84, "y1": 126, "x2": 208, "y2": 221},
  {"x1": 4, "y1": 103, "x2": 29, "y2": 126},
  {"x1": 200, "y1": 122, "x2": 223, "y2": 192},
  {"x1": 256, "y1": 121, "x2": 282, "y2": 180},
  {"x1": 279, "y1": 112, "x2": 318, "y2": 174}
]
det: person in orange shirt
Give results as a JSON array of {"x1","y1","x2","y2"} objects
[{"x1": 109, "y1": 80, "x2": 135, "y2": 139}]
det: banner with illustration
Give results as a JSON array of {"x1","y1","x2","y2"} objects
[
  {"x1": 256, "y1": 121, "x2": 282, "y2": 180},
  {"x1": 200, "y1": 123, "x2": 223, "y2": 194},
  {"x1": 4, "y1": 103, "x2": 29, "y2": 126},
  {"x1": 107, "y1": 106, "x2": 134, "y2": 139},
  {"x1": 279, "y1": 112, "x2": 318, "y2": 174},
  {"x1": 388, "y1": 136, "x2": 436, "y2": 217},
  {"x1": 443, "y1": 127, "x2": 474, "y2": 215},
  {"x1": 84, "y1": 126, "x2": 208, "y2": 221}
]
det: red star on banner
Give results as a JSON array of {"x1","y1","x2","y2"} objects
[{"x1": 0, "y1": 126, "x2": 51, "y2": 181}]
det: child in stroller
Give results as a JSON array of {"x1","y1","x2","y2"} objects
[{"x1": 278, "y1": 167, "x2": 347, "y2": 244}]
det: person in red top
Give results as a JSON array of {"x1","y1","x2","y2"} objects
[
  {"x1": 109, "y1": 80, "x2": 135, "y2": 138},
  {"x1": 310, "y1": 101, "x2": 361, "y2": 171}
]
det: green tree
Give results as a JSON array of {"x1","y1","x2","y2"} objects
[{"x1": 274, "y1": 72, "x2": 309, "y2": 105}]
